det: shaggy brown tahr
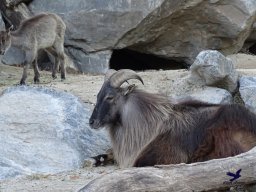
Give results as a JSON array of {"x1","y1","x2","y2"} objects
[
  {"x1": 89, "y1": 69, "x2": 256, "y2": 168},
  {"x1": 1, "y1": 13, "x2": 66, "y2": 85}
]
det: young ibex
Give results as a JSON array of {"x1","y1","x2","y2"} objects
[
  {"x1": 1, "y1": 13, "x2": 66, "y2": 85},
  {"x1": 89, "y1": 69, "x2": 256, "y2": 168}
]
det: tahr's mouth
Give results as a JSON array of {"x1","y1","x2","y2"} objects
[{"x1": 89, "y1": 119, "x2": 103, "y2": 130}]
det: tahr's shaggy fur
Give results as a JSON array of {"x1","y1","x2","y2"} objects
[{"x1": 90, "y1": 69, "x2": 256, "y2": 168}]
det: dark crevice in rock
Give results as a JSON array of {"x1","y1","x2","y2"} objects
[
  {"x1": 248, "y1": 43, "x2": 256, "y2": 55},
  {"x1": 109, "y1": 48, "x2": 187, "y2": 71},
  {"x1": 65, "y1": 44, "x2": 89, "y2": 54}
]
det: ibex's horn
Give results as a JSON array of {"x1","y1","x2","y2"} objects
[{"x1": 108, "y1": 69, "x2": 144, "y2": 88}]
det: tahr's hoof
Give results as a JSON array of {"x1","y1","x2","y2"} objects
[
  {"x1": 91, "y1": 153, "x2": 115, "y2": 167},
  {"x1": 34, "y1": 78, "x2": 40, "y2": 84},
  {"x1": 52, "y1": 75, "x2": 57, "y2": 79},
  {"x1": 91, "y1": 154, "x2": 109, "y2": 167},
  {"x1": 19, "y1": 80, "x2": 26, "y2": 85}
]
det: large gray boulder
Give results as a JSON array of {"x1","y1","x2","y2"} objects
[
  {"x1": 0, "y1": 86, "x2": 110, "y2": 180},
  {"x1": 171, "y1": 87, "x2": 233, "y2": 105},
  {"x1": 189, "y1": 50, "x2": 239, "y2": 93},
  {"x1": 169, "y1": 73, "x2": 234, "y2": 105},
  {"x1": 29, "y1": 0, "x2": 164, "y2": 73},
  {"x1": 247, "y1": 22, "x2": 256, "y2": 42},
  {"x1": 239, "y1": 76, "x2": 256, "y2": 113},
  {"x1": 28, "y1": 0, "x2": 256, "y2": 72}
]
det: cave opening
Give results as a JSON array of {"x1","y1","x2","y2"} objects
[
  {"x1": 109, "y1": 49, "x2": 187, "y2": 71},
  {"x1": 248, "y1": 43, "x2": 256, "y2": 55}
]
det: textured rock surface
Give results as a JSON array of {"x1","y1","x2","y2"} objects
[
  {"x1": 189, "y1": 50, "x2": 239, "y2": 93},
  {"x1": 0, "y1": 86, "x2": 110, "y2": 180},
  {"x1": 247, "y1": 22, "x2": 256, "y2": 42},
  {"x1": 171, "y1": 87, "x2": 233, "y2": 104},
  {"x1": 239, "y1": 76, "x2": 256, "y2": 113},
  {"x1": 28, "y1": 0, "x2": 256, "y2": 72},
  {"x1": 29, "y1": 0, "x2": 164, "y2": 73}
]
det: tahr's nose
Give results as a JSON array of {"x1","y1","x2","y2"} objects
[{"x1": 89, "y1": 119, "x2": 94, "y2": 125}]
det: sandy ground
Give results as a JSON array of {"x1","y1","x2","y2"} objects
[{"x1": 0, "y1": 53, "x2": 256, "y2": 192}]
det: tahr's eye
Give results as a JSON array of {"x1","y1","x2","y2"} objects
[{"x1": 105, "y1": 96, "x2": 114, "y2": 101}]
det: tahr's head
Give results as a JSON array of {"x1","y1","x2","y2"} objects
[{"x1": 89, "y1": 69, "x2": 144, "y2": 129}]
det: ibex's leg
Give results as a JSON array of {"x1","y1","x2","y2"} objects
[
  {"x1": 53, "y1": 37, "x2": 66, "y2": 80},
  {"x1": 52, "y1": 57, "x2": 58, "y2": 79},
  {"x1": 58, "y1": 53, "x2": 65, "y2": 80},
  {"x1": 20, "y1": 64, "x2": 30, "y2": 85},
  {"x1": 20, "y1": 51, "x2": 35, "y2": 85},
  {"x1": 32, "y1": 58, "x2": 40, "y2": 83},
  {"x1": 46, "y1": 47, "x2": 59, "y2": 79}
]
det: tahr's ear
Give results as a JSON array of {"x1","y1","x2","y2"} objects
[{"x1": 123, "y1": 84, "x2": 135, "y2": 96}]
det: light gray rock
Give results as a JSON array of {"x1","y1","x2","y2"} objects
[
  {"x1": 189, "y1": 50, "x2": 239, "y2": 93},
  {"x1": 0, "y1": 86, "x2": 110, "y2": 180},
  {"x1": 2, "y1": 46, "x2": 26, "y2": 66},
  {"x1": 239, "y1": 76, "x2": 256, "y2": 113},
  {"x1": 116, "y1": 0, "x2": 256, "y2": 63},
  {"x1": 247, "y1": 22, "x2": 256, "y2": 42},
  {"x1": 189, "y1": 88, "x2": 233, "y2": 104},
  {"x1": 171, "y1": 87, "x2": 233, "y2": 105},
  {"x1": 66, "y1": 48, "x2": 111, "y2": 73},
  {"x1": 29, "y1": 0, "x2": 256, "y2": 72},
  {"x1": 29, "y1": 0, "x2": 164, "y2": 73}
]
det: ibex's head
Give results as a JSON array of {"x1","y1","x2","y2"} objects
[
  {"x1": 0, "y1": 26, "x2": 12, "y2": 55},
  {"x1": 89, "y1": 69, "x2": 144, "y2": 129}
]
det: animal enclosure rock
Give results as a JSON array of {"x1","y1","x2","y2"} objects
[
  {"x1": 247, "y1": 22, "x2": 256, "y2": 42},
  {"x1": 28, "y1": 0, "x2": 256, "y2": 72},
  {"x1": 2, "y1": 46, "x2": 25, "y2": 65},
  {"x1": 169, "y1": 72, "x2": 233, "y2": 105},
  {"x1": 29, "y1": 0, "x2": 164, "y2": 72},
  {"x1": 65, "y1": 48, "x2": 111, "y2": 73},
  {"x1": 239, "y1": 77, "x2": 256, "y2": 114},
  {"x1": 171, "y1": 87, "x2": 233, "y2": 105},
  {"x1": 189, "y1": 50, "x2": 239, "y2": 93},
  {"x1": 0, "y1": 86, "x2": 110, "y2": 180}
]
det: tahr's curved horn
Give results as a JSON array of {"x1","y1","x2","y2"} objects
[
  {"x1": 104, "y1": 69, "x2": 116, "y2": 82},
  {"x1": 109, "y1": 69, "x2": 144, "y2": 88}
]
